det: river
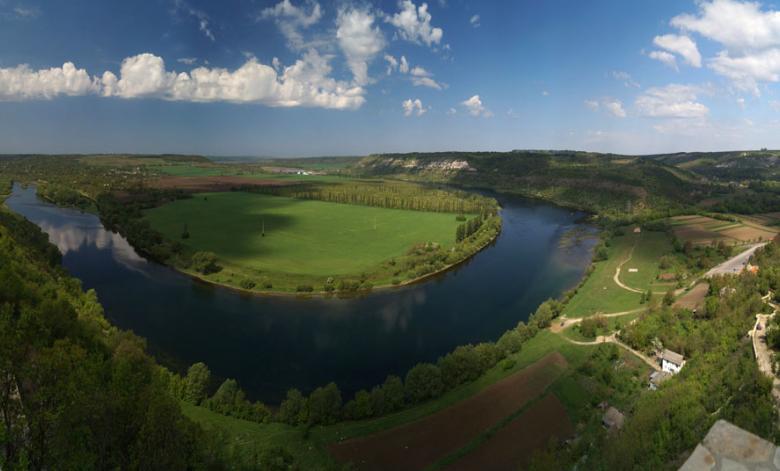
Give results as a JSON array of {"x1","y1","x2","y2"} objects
[{"x1": 5, "y1": 182, "x2": 596, "y2": 403}]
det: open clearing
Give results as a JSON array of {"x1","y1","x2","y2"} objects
[
  {"x1": 145, "y1": 191, "x2": 464, "y2": 276},
  {"x1": 669, "y1": 215, "x2": 778, "y2": 246},
  {"x1": 328, "y1": 352, "x2": 568, "y2": 471},
  {"x1": 563, "y1": 234, "x2": 641, "y2": 317},
  {"x1": 674, "y1": 282, "x2": 709, "y2": 311},
  {"x1": 444, "y1": 393, "x2": 574, "y2": 471}
]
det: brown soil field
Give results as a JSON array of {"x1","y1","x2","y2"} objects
[
  {"x1": 444, "y1": 393, "x2": 574, "y2": 471},
  {"x1": 147, "y1": 176, "x2": 292, "y2": 192},
  {"x1": 329, "y1": 352, "x2": 569, "y2": 471},
  {"x1": 672, "y1": 227, "x2": 731, "y2": 245},
  {"x1": 674, "y1": 282, "x2": 709, "y2": 311},
  {"x1": 719, "y1": 226, "x2": 777, "y2": 243}
]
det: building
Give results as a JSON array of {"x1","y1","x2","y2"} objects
[
  {"x1": 657, "y1": 273, "x2": 677, "y2": 282},
  {"x1": 649, "y1": 371, "x2": 672, "y2": 390},
  {"x1": 633, "y1": 227, "x2": 642, "y2": 233},
  {"x1": 661, "y1": 349, "x2": 685, "y2": 374},
  {"x1": 602, "y1": 406, "x2": 625, "y2": 430}
]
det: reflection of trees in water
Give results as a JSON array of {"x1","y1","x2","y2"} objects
[
  {"x1": 378, "y1": 289, "x2": 427, "y2": 333},
  {"x1": 38, "y1": 221, "x2": 147, "y2": 272}
]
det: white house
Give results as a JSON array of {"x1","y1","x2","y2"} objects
[{"x1": 661, "y1": 349, "x2": 685, "y2": 374}]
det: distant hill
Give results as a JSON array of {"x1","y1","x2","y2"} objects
[
  {"x1": 349, "y1": 151, "x2": 703, "y2": 219},
  {"x1": 645, "y1": 150, "x2": 780, "y2": 181}
]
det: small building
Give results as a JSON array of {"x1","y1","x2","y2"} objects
[
  {"x1": 747, "y1": 264, "x2": 760, "y2": 274},
  {"x1": 649, "y1": 371, "x2": 672, "y2": 390},
  {"x1": 661, "y1": 349, "x2": 685, "y2": 374},
  {"x1": 633, "y1": 227, "x2": 641, "y2": 233},
  {"x1": 602, "y1": 406, "x2": 625, "y2": 430},
  {"x1": 657, "y1": 273, "x2": 677, "y2": 282}
]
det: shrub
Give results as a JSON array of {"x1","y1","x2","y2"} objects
[
  {"x1": 296, "y1": 284, "x2": 314, "y2": 293},
  {"x1": 405, "y1": 363, "x2": 444, "y2": 402},
  {"x1": 240, "y1": 279, "x2": 256, "y2": 290},
  {"x1": 191, "y1": 251, "x2": 221, "y2": 275}
]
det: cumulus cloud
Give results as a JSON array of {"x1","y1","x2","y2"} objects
[
  {"x1": 668, "y1": 0, "x2": 780, "y2": 93},
  {"x1": 260, "y1": 0, "x2": 322, "y2": 50},
  {"x1": 653, "y1": 34, "x2": 702, "y2": 67},
  {"x1": 402, "y1": 98, "x2": 426, "y2": 116},
  {"x1": 649, "y1": 50, "x2": 678, "y2": 70},
  {"x1": 399, "y1": 55, "x2": 410, "y2": 73},
  {"x1": 336, "y1": 7, "x2": 385, "y2": 86},
  {"x1": 384, "y1": 54, "x2": 398, "y2": 74},
  {"x1": 635, "y1": 84, "x2": 709, "y2": 119},
  {"x1": 387, "y1": 0, "x2": 443, "y2": 47},
  {"x1": 0, "y1": 62, "x2": 100, "y2": 100},
  {"x1": 173, "y1": 0, "x2": 215, "y2": 41},
  {"x1": 584, "y1": 98, "x2": 626, "y2": 117},
  {"x1": 0, "y1": 52, "x2": 366, "y2": 109},
  {"x1": 461, "y1": 94, "x2": 491, "y2": 117},
  {"x1": 409, "y1": 65, "x2": 443, "y2": 89}
]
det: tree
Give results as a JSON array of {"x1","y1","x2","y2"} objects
[
  {"x1": 306, "y1": 382, "x2": 342, "y2": 425},
  {"x1": 190, "y1": 251, "x2": 221, "y2": 275},
  {"x1": 278, "y1": 389, "x2": 307, "y2": 425},
  {"x1": 663, "y1": 289, "x2": 676, "y2": 307},
  {"x1": 183, "y1": 362, "x2": 210, "y2": 405},
  {"x1": 405, "y1": 363, "x2": 444, "y2": 402}
]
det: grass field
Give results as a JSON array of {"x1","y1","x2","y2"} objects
[
  {"x1": 563, "y1": 234, "x2": 641, "y2": 317},
  {"x1": 620, "y1": 232, "x2": 674, "y2": 292},
  {"x1": 182, "y1": 331, "x2": 595, "y2": 470},
  {"x1": 145, "y1": 191, "x2": 465, "y2": 278}
]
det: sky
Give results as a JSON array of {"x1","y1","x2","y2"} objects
[{"x1": 3, "y1": 0, "x2": 780, "y2": 157}]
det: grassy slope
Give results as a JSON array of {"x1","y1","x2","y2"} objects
[
  {"x1": 145, "y1": 192, "x2": 464, "y2": 277},
  {"x1": 156, "y1": 164, "x2": 348, "y2": 183},
  {"x1": 563, "y1": 234, "x2": 642, "y2": 317},
  {"x1": 563, "y1": 231, "x2": 671, "y2": 317},
  {"x1": 620, "y1": 232, "x2": 673, "y2": 292},
  {"x1": 182, "y1": 331, "x2": 595, "y2": 470}
]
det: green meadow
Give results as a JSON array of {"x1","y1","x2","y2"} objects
[{"x1": 144, "y1": 191, "x2": 465, "y2": 278}]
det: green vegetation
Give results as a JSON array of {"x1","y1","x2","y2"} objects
[
  {"x1": 142, "y1": 191, "x2": 499, "y2": 292},
  {"x1": 0, "y1": 208, "x2": 230, "y2": 468}
]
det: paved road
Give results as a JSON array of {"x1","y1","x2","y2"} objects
[
  {"x1": 705, "y1": 242, "x2": 767, "y2": 278},
  {"x1": 562, "y1": 332, "x2": 661, "y2": 372}
]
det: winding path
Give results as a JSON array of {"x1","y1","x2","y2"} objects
[
  {"x1": 562, "y1": 332, "x2": 661, "y2": 372},
  {"x1": 751, "y1": 293, "x2": 780, "y2": 403}
]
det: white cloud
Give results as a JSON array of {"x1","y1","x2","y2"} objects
[
  {"x1": 669, "y1": 0, "x2": 780, "y2": 94},
  {"x1": 399, "y1": 55, "x2": 410, "y2": 73},
  {"x1": 336, "y1": 7, "x2": 385, "y2": 86},
  {"x1": 11, "y1": 6, "x2": 39, "y2": 18},
  {"x1": 177, "y1": 57, "x2": 198, "y2": 65},
  {"x1": 461, "y1": 94, "x2": 491, "y2": 117},
  {"x1": 0, "y1": 52, "x2": 366, "y2": 109},
  {"x1": 611, "y1": 70, "x2": 640, "y2": 88},
  {"x1": 603, "y1": 99, "x2": 627, "y2": 118},
  {"x1": 173, "y1": 0, "x2": 215, "y2": 42},
  {"x1": 653, "y1": 34, "x2": 702, "y2": 67},
  {"x1": 0, "y1": 62, "x2": 100, "y2": 100},
  {"x1": 447, "y1": 107, "x2": 456, "y2": 115},
  {"x1": 260, "y1": 0, "x2": 322, "y2": 50},
  {"x1": 384, "y1": 54, "x2": 398, "y2": 74},
  {"x1": 635, "y1": 84, "x2": 709, "y2": 119},
  {"x1": 387, "y1": 0, "x2": 443, "y2": 47},
  {"x1": 408, "y1": 65, "x2": 443, "y2": 89},
  {"x1": 648, "y1": 50, "x2": 678, "y2": 70},
  {"x1": 469, "y1": 14, "x2": 480, "y2": 28},
  {"x1": 402, "y1": 98, "x2": 426, "y2": 116},
  {"x1": 541, "y1": 90, "x2": 549, "y2": 96},
  {"x1": 671, "y1": 0, "x2": 780, "y2": 51},
  {"x1": 584, "y1": 99, "x2": 600, "y2": 111},
  {"x1": 584, "y1": 98, "x2": 626, "y2": 117}
]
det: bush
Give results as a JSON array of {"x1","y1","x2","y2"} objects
[
  {"x1": 296, "y1": 284, "x2": 314, "y2": 293},
  {"x1": 501, "y1": 358, "x2": 516, "y2": 371},
  {"x1": 405, "y1": 363, "x2": 444, "y2": 402},
  {"x1": 191, "y1": 251, "x2": 221, "y2": 275},
  {"x1": 240, "y1": 279, "x2": 256, "y2": 290}
]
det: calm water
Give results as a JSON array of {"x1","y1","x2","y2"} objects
[{"x1": 6, "y1": 183, "x2": 596, "y2": 403}]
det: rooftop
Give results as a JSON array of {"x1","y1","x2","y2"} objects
[{"x1": 662, "y1": 349, "x2": 685, "y2": 366}]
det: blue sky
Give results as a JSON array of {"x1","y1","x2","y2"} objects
[{"x1": 2, "y1": 0, "x2": 780, "y2": 156}]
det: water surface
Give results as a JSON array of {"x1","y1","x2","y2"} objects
[{"x1": 6, "y1": 183, "x2": 596, "y2": 403}]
